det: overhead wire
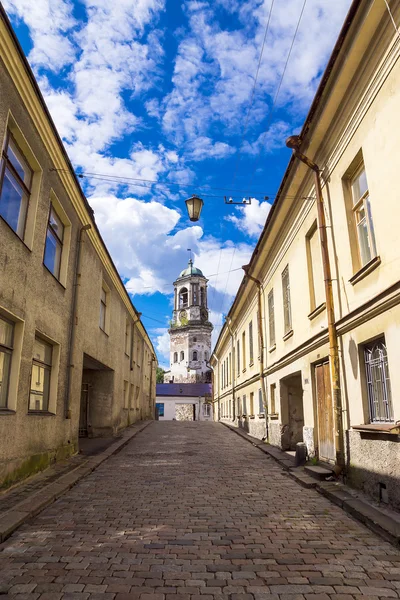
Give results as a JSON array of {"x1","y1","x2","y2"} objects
[{"x1": 383, "y1": 0, "x2": 400, "y2": 40}]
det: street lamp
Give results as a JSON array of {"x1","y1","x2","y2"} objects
[
  {"x1": 285, "y1": 134, "x2": 345, "y2": 471},
  {"x1": 185, "y1": 194, "x2": 204, "y2": 222}
]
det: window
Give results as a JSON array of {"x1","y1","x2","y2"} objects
[
  {"x1": 203, "y1": 403, "x2": 211, "y2": 417},
  {"x1": 249, "y1": 392, "x2": 254, "y2": 416},
  {"x1": 242, "y1": 331, "x2": 246, "y2": 370},
  {"x1": 130, "y1": 383, "x2": 134, "y2": 410},
  {"x1": 123, "y1": 380, "x2": 129, "y2": 409},
  {"x1": 268, "y1": 290, "x2": 276, "y2": 347},
  {"x1": 306, "y1": 222, "x2": 324, "y2": 312},
  {"x1": 237, "y1": 340, "x2": 240, "y2": 376},
  {"x1": 29, "y1": 337, "x2": 52, "y2": 412},
  {"x1": 125, "y1": 319, "x2": 130, "y2": 355},
  {"x1": 364, "y1": 337, "x2": 393, "y2": 423},
  {"x1": 193, "y1": 284, "x2": 199, "y2": 305},
  {"x1": 0, "y1": 133, "x2": 33, "y2": 238},
  {"x1": 258, "y1": 388, "x2": 264, "y2": 414},
  {"x1": 156, "y1": 402, "x2": 164, "y2": 417},
  {"x1": 249, "y1": 321, "x2": 254, "y2": 364},
  {"x1": 179, "y1": 287, "x2": 188, "y2": 308},
  {"x1": 221, "y1": 364, "x2": 224, "y2": 390},
  {"x1": 44, "y1": 205, "x2": 64, "y2": 279},
  {"x1": 204, "y1": 351, "x2": 208, "y2": 362},
  {"x1": 193, "y1": 337, "x2": 197, "y2": 342},
  {"x1": 237, "y1": 396, "x2": 241, "y2": 415},
  {"x1": 228, "y1": 352, "x2": 231, "y2": 384},
  {"x1": 351, "y1": 166, "x2": 377, "y2": 267},
  {"x1": 180, "y1": 351, "x2": 184, "y2": 361},
  {"x1": 200, "y1": 288, "x2": 205, "y2": 306},
  {"x1": 193, "y1": 350, "x2": 198, "y2": 361},
  {"x1": 173, "y1": 352, "x2": 178, "y2": 363},
  {"x1": 99, "y1": 286, "x2": 107, "y2": 331},
  {"x1": 242, "y1": 394, "x2": 247, "y2": 415},
  {"x1": 282, "y1": 265, "x2": 292, "y2": 334},
  {"x1": 270, "y1": 383, "x2": 276, "y2": 414},
  {"x1": 0, "y1": 316, "x2": 13, "y2": 408}
]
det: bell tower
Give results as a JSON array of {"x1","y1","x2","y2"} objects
[{"x1": 165, "y1": 259, "x2": 213, "y2": 383}]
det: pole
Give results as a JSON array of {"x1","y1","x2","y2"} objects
[{"x1": 288, "y1": 143, "x2": 345, "y2": 469}]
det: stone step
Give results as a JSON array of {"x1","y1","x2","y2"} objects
[{"x1": 304, "y1": 465, "x2": 335, "y2": 480}]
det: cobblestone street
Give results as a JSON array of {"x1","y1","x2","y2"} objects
[{"x1": 1, "y1": 421, "x2": 400, "y2": 600}]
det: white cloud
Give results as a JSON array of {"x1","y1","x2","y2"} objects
[{"x1": 226, "y1": 198, "x2": 272, "y2": 238}]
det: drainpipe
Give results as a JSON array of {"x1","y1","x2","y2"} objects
[
  {"x1": 241, "y1": 268, "x2": 268, "y2": 439},
  {"x1": 286, "y1": 135, "x2": 345, "y2": 470},
  {"x1": 225, "y1": 318, "x2": 236, "y2": 422},
  {"x1": 149, "y1": 353, "x2": 156, "y2": 419},
  {"x1": 65, "y1": 223, "x2": 92, "y2": 419},
  {"x1": 209, "y1": 354, "x2": 220, "y2": 421}
]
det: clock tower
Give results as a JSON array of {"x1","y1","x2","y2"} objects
[{"x1": 165, "y1": 259, "x2": 213, "y2": 383}]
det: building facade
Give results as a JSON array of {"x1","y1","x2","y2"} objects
[
  {"x1": 211, "y1": 0, "x2": 400, "y2": 510},
  {"x1": 164, "y1": 260, "x2": 212, "y2": 384},
  {"x1": 156, "y1": 383, "x2": 213, "y2": 421},
  {"x1": 0, "y1": 7, "x2": 157, "y2": 487}
]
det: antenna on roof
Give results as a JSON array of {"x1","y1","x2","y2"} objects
[{"x1": 187, "y1": 248, "x2": 192, "y2": 263}]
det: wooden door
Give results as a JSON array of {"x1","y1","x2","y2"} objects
[{"x1": 315, "y1": 361, "x2": 335, "y2": 461}]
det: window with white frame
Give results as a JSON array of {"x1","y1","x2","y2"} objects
[
  {"x1": 0, "y1": 133, "x2": 33, "y2": 238},
  {"x1": 242, "y1": 331, "x2": 246, "y2": 370},
  {"x1": 364, "y1": 337, "x2": 393, "y2": 423},
  {"x1": 249, "y1": 320, "x2": 254, "y2": 364},
  {"x1": 351, "y1": 165, "x2": 377, "y2": 267},
  {"x1": 306, "y1": 221, "x2": 325, "y2": 312},
  {"x1": 44, "y1": 205, "x2": 64, "y2": 279},
  {"x1": 203, "y1": 403, "x2": 211, "y2": 417},
  {"x1": 258, "y1": 388, "x2": 264, "y2": 414},
  {"x1": 242, "y1": 394, "x2": 247, "y2": 415},
  {"x1": 237, "y1": 340, "x2": 240, "y2": 376},
  {"x1": 282, "y1": 265, "x2": 292, "y2": 334},
  {"x1": 268, "y1": 289, "x2": 276, "y2": 347},
  {"x1": 29, "y1": 337, "x2": 52, "y2": 411},
  {"x1": 0, "y1": 316, "x2": 14, "y2": 409},
  {"x1": 249, "y1": 392, "x2": 254, "y2": 416}
]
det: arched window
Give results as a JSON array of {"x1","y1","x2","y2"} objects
[
  {"x1": 200, "y1": 287, "x2": 205, "y2": 306},
  {"x1": 173, "y1": 352, "x2": 178, "y2": 363},
  {"x1": 179, "y1": 287, "x2": 188, "y2": 308},
  {"x1": 180, "y1": 351, "x2": 184, "y2": 361},
  {"x1": 193, "y1": 350, "x2": 198, "y2": 361},
  {"x1": 204, "y1": 351, "x2": 208, "y2": 361},
  {"x1": 193, "y1": 337, "x2": 197, "y2": 342}
]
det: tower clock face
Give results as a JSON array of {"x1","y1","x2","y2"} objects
[
  {"x1": 201, "y1": 308, "x2": 208, "y2": 321},
  {"x1": 180, "y1": 310, "x2": 187, "y2": 321}
]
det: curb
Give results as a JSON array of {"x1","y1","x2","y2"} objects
[
  {"x1": 221, "y1": 421, "x2": 400, "y2": 548},
  {"x1": 0, "y1": 420, "x2": 152, "y2": 543}
]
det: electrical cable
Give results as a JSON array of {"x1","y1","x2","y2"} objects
[
  {"x1": 247, "y1": 0, "x2": 307, "y2": 190},
  {"x1": 231, "y1": 0, "x2": 275, "y2": 185},
  {"x1": 383, "y1": 0, "x2": 400, "y2": 40}
]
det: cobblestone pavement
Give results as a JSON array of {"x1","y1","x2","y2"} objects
[{"x1": 1, "y1": 421, "x2": 400, "y2": 600}]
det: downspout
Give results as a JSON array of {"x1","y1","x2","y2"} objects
[
  {"x1": 286, "y1": 135, "x2": 345, "y2": 470},
  {"x1": 225, "y1": 318, "x2": 236, "y2": 422},
  {"x1": 149, "y1": 353, "x2": 156, "y2": 419},
  {"x1": 65, "y1": 223, "x2": 92, "y2": 419},
  {"x1": 242, "y1": 267, "x2": 268, "y2": 439}
]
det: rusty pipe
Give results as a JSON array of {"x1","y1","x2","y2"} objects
[{"x1": 286, "y1": 135, "x2": 345, "y2": 469}]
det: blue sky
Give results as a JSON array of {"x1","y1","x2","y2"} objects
[{"x1": 4, "y1": 0, "x2": 352, "y2": 368}]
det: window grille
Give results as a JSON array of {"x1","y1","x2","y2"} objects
[{"x1": 364, "y1": 338, "x2": 393, "y2": 423}]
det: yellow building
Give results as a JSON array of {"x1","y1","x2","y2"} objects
[
  {"x1": 0, "y1": 7, "x2": 157, "y2": 487},
  {"x1": 211, "y1": 0, "x2": 400, "y2": 509}
]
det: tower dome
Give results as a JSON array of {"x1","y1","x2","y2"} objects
[{"x1": 178, "y1": 259, "x2": 204, "y2": 279}]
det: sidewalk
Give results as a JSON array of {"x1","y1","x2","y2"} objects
[
  {"x1": 0, "y1": 420, "x2": 152, "y2": 543},
  {"x1": 222, "y1": 421, "x2": 400, "y2": 547}
]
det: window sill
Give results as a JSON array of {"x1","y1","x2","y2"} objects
[
  {"x1": 242, "y1": 368, "x2": 246, "y2": 374},
  {"x1": 0, "y1": 408, "x2": 16, "y2": 415},
  {"x1": 269, "y1": 344, "x2": 276, "y2": 353},
  {"x1": 258, "y1": 413, "x2": 265, "y2": 418},
  {"x1": 28, "y1": 410, "x2": 56, "y2": 416},
  {"x1": 352, "y1": 423, "x2": 399, "y2": 434},
  {"x1": 249, "y1": 415, "x2": 255, "y2": 419},
  {"x1": 268, "y1": 412, "x2": 279, "y2": 420},
  {"x1": 349, "y1": 256, "x2": 381, "y2": 285},
  {"x1": 125, "y1": 352, "x2": 130, "y2": 358},
  {"x1": 99, "y1": 327, "x2": 109, "y2": 337},
  {"x1": 308, "y1": 302, "x2": 326, "y2": 320},
  {"x1": 283, "y1": 329, "x2": 293, "y2": 342},
  {"x1": 0, "y1": 215, "x2": 32, "y2": 252},
  {"x1": 249, "y1": 362, "x2": 254, "y2": 367},
  {"x1": 43, "y1": 264, "x2": 66, "y2": 290}
]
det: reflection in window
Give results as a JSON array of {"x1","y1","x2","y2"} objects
[
  {"x1": 0, "y1": 134, "x2": 33, "y2": 238},
  {"x1": 44, "y1": 205, "x2": 64, "y2": 278},
  {"x1": 0, "y1": 316, "x2": 14, "y2": 408},
  {"x1": 351, "y1": 166, "x2": 377, "y2": 267},
  {"x1": 29, "y1": 337, "x2": 52, "y2": 411}
]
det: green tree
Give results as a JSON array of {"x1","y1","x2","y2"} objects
[{"x1": 156, "y1": 367, "x2": 166, "y2": 383}]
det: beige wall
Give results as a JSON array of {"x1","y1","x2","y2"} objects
[
  {"x1": 0, "y1": 21, "x2": 157, "y2": 486},
  {"x1": 212, "y1": 1, "x2": 400, "y2": 508}
]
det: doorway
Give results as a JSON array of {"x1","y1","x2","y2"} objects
[
  {"x1": 79, "y1": 382, "x2": 90, "y2": 437},
  {"x1": 315, "y1": 360, "x2": 335, "y2": 462},
  {"x1": 280, "y1": 372, "x2": 304, "y2": 450},
  {"x1": 79, "y1": 353, "x2": 114, "y2": 443}
]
